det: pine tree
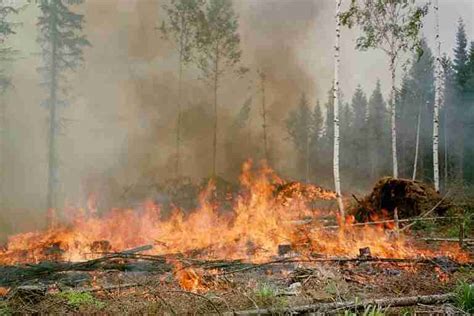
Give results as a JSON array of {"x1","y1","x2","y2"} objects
[
  {"x1": 309, "y1": 100, "x2": 324, "y2": 184},
  {"x1": 286, "y1": 94, "x2": 312, "y2": 182},
  {"x1": 452, "y1": 18, "x2": 470, "y2": 182},
  {"x1": 397, "y1": 40, "x2": 434, "y2": 181},
  {"x1": 37, "y1": 0, "x2": 90, "y2": 211},
  {"x1": 350, "y1": 85, "x2": 369, "y2": 184},
  {"x1": 440, "y1": 55, "x2": 456, "y2": 190},
  {"x1": 367, "y1": 80, "x2": 390, "y2": 180},
  {"x1": 195, "y1": 0, "x2": 244, "y2": 177},
  {"x1": 453, "y1": 18, "x2": 469, "y2": 89},
  {"x1": 160, "y1": 0, "x2": 204, "y2": 177},
  {"x1": 0, "y1": 4, "x2": 17, "y2": 210}
]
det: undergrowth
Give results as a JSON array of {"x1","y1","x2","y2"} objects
[
  {"x1": 55, "y1": 291, "x2": 105, "y2": 310},
  {"x1": 454, "y1": 281, "x2": 474, "y2": 313}
]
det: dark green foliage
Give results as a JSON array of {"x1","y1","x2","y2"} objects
[
  {"x1": 367, "y1": 80, "x2": 390, "y2": 179},
  {"x1": 397, "y1": 40, "x2": 434, "y2": 181},
  {"x1": 286, "y1": 93, "x2": 312, "y2": 181},
  {"x1": 453, "y1": 19, "x2": 469, "y2": 89},
  {"x1": 37, "y1": 0, "x2": 89, "y2": 209}
]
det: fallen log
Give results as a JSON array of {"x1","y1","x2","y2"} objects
[{"x1": 224, "y1": 293, "x2": 455, "y2": 315}]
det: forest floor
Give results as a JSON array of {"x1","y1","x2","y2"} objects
[
  {"x1": 0, "y1": 182, "x2": 473, "y2": 315},
  {"x1": 0, "y1": 223, "x2": 472, "y2": 314}
]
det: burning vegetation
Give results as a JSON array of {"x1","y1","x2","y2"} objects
[
  {"x1": 0, "y1": 162, "x2": 472, "y2": 314},
  {"x1": 0, "y1": 161, "x2": 469, "y2": 266}
]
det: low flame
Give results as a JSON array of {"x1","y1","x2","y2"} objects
[{"x1": 0, "y1": 160, "x2": 469, "y2": 265}]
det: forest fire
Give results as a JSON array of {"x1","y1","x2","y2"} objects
[{"x1": 0, "y1": 161, "x2": 469, "y2": 266}]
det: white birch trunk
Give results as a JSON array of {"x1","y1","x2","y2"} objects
[
  {"x1": 389, "y1": 57, "x2": 398, "y2": 179},
  {"x1": 333, "y1": 0, "x2": 344, "y2": 218},
  {"x1": 412, "y1": 106, "x2": 421, "y2": 181},
  {"x1": 433, "y1": 0, "x2": 442, "y2": 192}
]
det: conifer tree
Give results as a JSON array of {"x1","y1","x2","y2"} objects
[
  {"x1": 350, "y1": 85, "x2": 369, "y2": 182},
  {"x1": 367, "y1": 80, "x2": 390, "y2": 180},
  {"x1": 37, "y1": 0, "x2": 90, "y2": 210},
  {"x1": 0, "y1": 4, "x2": 17, "y2": 209},
  {"x1": 286, "y1": 94, "x2": 312, "y2": 182}
]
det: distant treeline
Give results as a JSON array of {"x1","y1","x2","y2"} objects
[{"x1": 286, "y1": 20, "x2": 474, "y2": 191}]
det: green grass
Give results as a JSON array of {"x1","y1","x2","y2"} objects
[
  {"x1": 0, "y1": 303, "x2": 11, "y2": 316},
  {"x1": 454, "y1": 281, "x2": 474, "y2": 314},
  {"x1": 56, "y1": 291, "x2": 105, "y2": 310},
  {"x1": 252, "y1": 283, "x2": 287, "y2": 309}
]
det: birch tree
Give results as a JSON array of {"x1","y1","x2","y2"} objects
[
  {"x1": 195, "y1": 0, "x2": 245, "y2": 177},
  {"x1": 432, "y1": 0, "x2": 442, "y2": 192},
  {"x1": 341, "y1": 0, "x2": 429, "y2": 179},
  {"x1": 160, "y1": 0, "x2": 203, "y2": 177},
  {"x1": 334, "y1": 0, "x2": 344, "y2": 216},
  {"x1": 37, "y1": 0, "x2": 89, "y2": 210}
]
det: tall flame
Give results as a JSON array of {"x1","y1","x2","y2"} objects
[{"x1": 0, "y1": 160, "x2": 469, "y2": 265}]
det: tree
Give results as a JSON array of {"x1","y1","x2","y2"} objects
[
  {"x1": 0, "y1": 4, "x2": 18, "y2": 209},
  {"x1": 367, "y1": 80, "x2": 390, "y2": 180},
  {"x1": 452, "y1": 19, "x2": 470, "y2": 181},
  {"x1": 397, "y1": 40, "x2": 434, "y2": 181},
  {"x1": 309, "y1": 100, "x2": 324, "y2": 180},
  {"x1": 432, "y1": 0, "x2": 442, "y2": 192},
  {"x1": 333, "y1": 0, "x2": 344, "y2": 217},
  {"x1": 37, "y1": 0, "x2": 90, "y2": 210},
  {"x1": 440, "y1": 55, "x2": 456, "y2": 190},
  {"x1": 286, "y1": 94, "x2": 312, "y2": 183},
  {"x1": 341, "y1": 0, "x2": 429, "y2": 179},
  {"x1": 195, "y1": 0, "x2": 244, "y2": 177},
  {"x1": 160, "y1": 0, "x2": 204, "y2": 177},
  {"x1": 453, "y1": 18, "x2": 469, "y2": 89},
  {"x1": 258, "y1": 70, "x2": 269, "y2": 164},
  {"x1": 349, "y1": 85, "x2": 369, "y2": 184}
]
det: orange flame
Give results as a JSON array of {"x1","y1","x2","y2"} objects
[{"x1": 0, "y1": 160, "x2": 469, "y2": 265}]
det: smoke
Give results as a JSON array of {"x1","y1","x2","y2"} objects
[{"x1": 0, "y1": 0, "x2": 472, "y2": 239}]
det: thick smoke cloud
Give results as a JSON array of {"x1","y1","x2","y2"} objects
[{"x1": 0, "y1": 0, "x2": 472, "y2": 239}]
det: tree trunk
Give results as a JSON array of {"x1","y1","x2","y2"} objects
[
  {"x1": 412, "y1": 105, "x2": 421, "y2": 181},
  {"x1": 433, "y1": 0, "x2": 441, "y2": 192},
  {"x1": 305, "y1": 131, "x2": 310, "y2": 183},
  {"x1": 333, "y1": 0, "x2": 344, "y2": 217},
  {"x1": 443, "y1": 100, "x2": 449, "y2": 191},
  {"x1": 389, "y1": 56, "x2": 398, "y2": 179},
  {"x1": 0, "y1": 98, "x2": 5, "y2": 209},
  {"x1": 175, "y1": 33, "x2": 184, "y2": 178},
  {"x1": 260, "y1": 72, "x2": 269, "y2": 164},
  {"x1": 47, "y1": 3, "x2": 58, "y2": 214},
  {"x1": 212, "y1": 45, "x2": 219, "y2": 178}
]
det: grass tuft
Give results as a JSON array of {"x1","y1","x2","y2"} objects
[{"x1": 454, "y1": 281, "x2": 474, "y2": 314}]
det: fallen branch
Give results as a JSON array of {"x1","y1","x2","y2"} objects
[
  {"x1": 420, "y1": 237, "x2": 474, "y2": 243},
  {"x1": 224, "y1": 293, "x2": 455, "y2": 315},
  {"x1": 401, "y1": 192, "x2": 450, "y2": 232},
  {"x1": 321, "y1": 216, "x2": 460, "y2": 230}
]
